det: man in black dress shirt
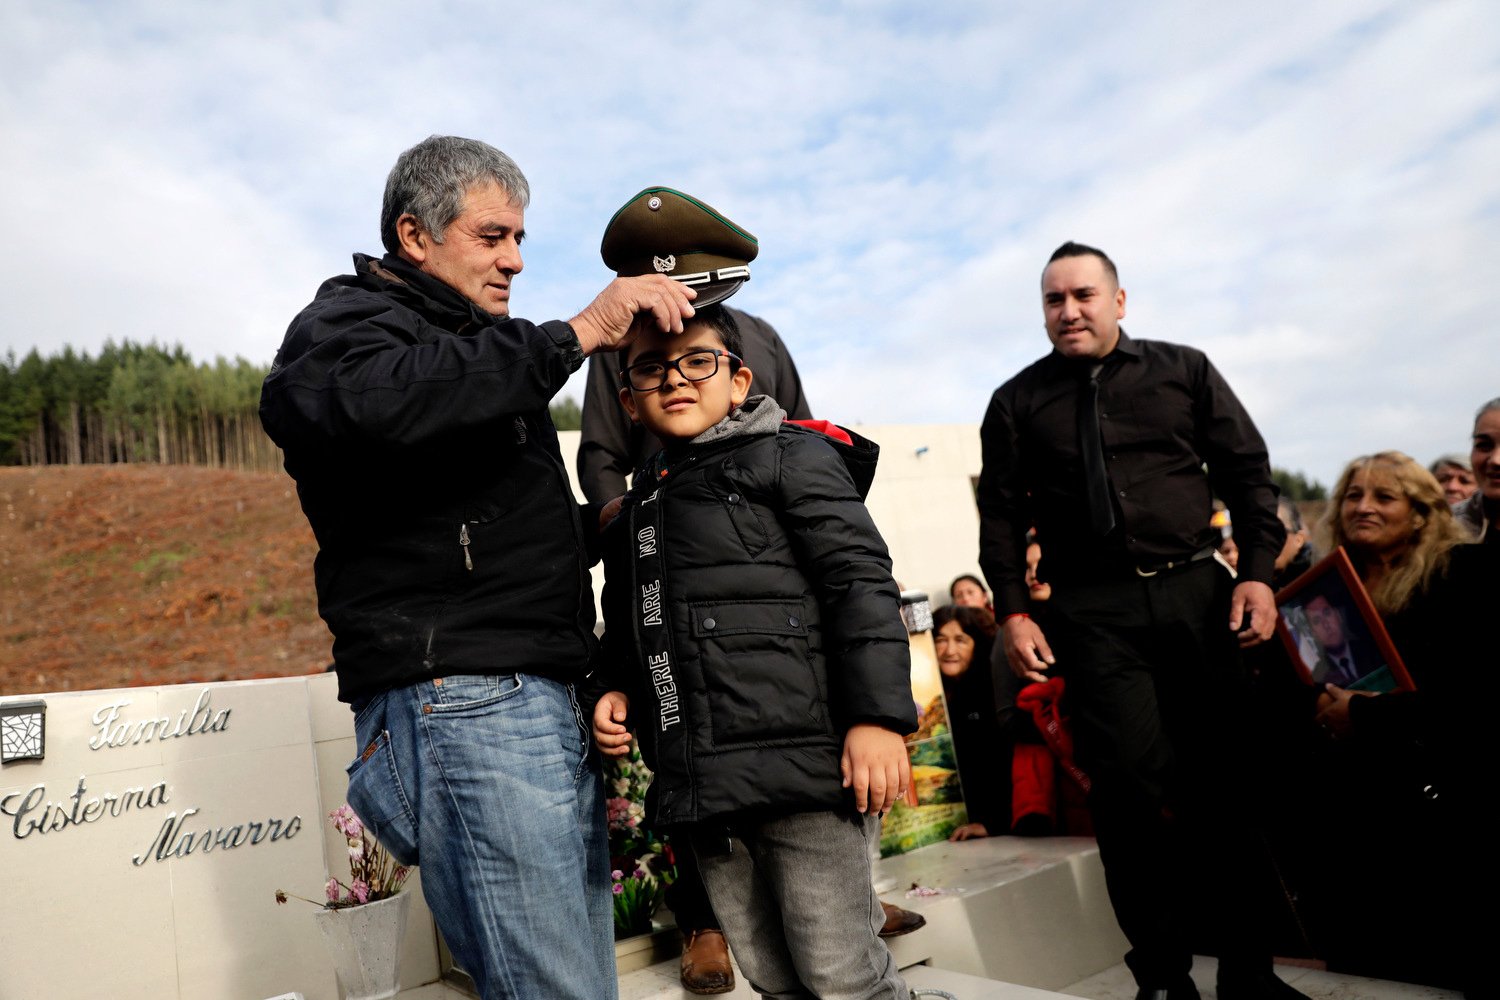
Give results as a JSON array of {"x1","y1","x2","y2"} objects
[{"x1": 978, "y1": 243, "x2": 1299, "y2": 1000}]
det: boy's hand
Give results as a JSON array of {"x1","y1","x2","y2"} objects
[
  {"x1": 592, "y1": 691, "x2": 633, "y2": 757},
  {"x1": 841, "y1": 723, "x2": 911, "y2": 816},
  {"x1": 598, "y1": 495, "x2": 626, "y2": 531}
]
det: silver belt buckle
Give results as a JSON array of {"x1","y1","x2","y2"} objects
[{"x1": 1134, "y1": 564, "x2": 1160, "y2": 577}]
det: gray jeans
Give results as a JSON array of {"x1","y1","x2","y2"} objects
[{"x1": 693, "y1": 810, "x2": 909, "y2": 1000}]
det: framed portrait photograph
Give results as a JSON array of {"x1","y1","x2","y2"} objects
[{"x1": 1274, "y1": 547, "x2": 1414, "y2": 692}]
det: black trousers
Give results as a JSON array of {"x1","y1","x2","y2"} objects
[
  {"x1": 665, "y1": 834, "x2": 720, "y2": 933},
  {"x1": 1046, "y1": 559, "x2": 1279, "y2": 986}
]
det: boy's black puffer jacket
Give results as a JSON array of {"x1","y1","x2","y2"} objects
[{"x1": 596, "y1": 397, "x2": 916, "y2": 827}]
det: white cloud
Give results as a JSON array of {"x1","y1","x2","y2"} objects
[{"x1": 2, "y1": 0, "x2": 1497, "y2": 485}]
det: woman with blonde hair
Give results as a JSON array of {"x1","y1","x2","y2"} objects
[
  {"x1": 1311, "y1": 450, "x2": 1492, "y2": 993},
  {"x1": 1318, "y1": 450, "x2": 1470, "y2": 618}
]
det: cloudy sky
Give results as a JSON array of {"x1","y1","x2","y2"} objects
[{"x1": 3, "y1": 1, "x2": 1496, "y2": 487}]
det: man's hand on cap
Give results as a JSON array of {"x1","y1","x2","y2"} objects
[{"x1": 569, "y1": 275, "x2": 696, "y2": 356}]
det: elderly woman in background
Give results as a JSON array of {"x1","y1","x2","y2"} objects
[
  {"x1": 1310, "y1": 450, "x2": 1492, "y2": 992},
  {"x1": 1428, "y1": 453, "x2": 1475, "y2": 506},
  {"x1": 932, "y1": 604, "x2": 1009, "y2": 840},
  {"x1": 1454, "y1": 396, "x2": 1499, "y2": 543},
  {"x1": 948, "y1": 574, "x2": 992, "y2": 611}
]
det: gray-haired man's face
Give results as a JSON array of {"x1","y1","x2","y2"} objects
[{"x1": 399, "y1": 182, "x2": 525, "y2": 317}]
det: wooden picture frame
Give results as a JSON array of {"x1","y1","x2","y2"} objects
[{"x1": 1273, "y1": 547, "x2": 1414, "y2": 692}]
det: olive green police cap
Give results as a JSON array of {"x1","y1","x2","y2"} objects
[{"x1": 601, "y1": 187, "x2": 757, "y2": 308}]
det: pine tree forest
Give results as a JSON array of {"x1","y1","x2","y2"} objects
[
  {"x1": 0, "y1": 343, "x2": 280, "y2": 471},
  {"x1": 0, "y1": 341, "x2": 585, "y2": 469}
]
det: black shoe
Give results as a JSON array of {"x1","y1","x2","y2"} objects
[
  {"x1": 1134, "y1": 978, "x2": 1200, "y2": 1000},
  {"x1": 1216, "y1": 969, "x2": 1309, "y2": 1000}
]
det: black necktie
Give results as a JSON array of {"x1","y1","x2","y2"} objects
[{"x1": 1079, "y1": 363, "x2": 1116, "y2": 537}]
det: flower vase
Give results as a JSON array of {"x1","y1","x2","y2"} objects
[{"x1": 312, "y1": 892, "x2": 412, "y2": 1000}]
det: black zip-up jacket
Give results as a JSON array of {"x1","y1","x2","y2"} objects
[
  {"x1": 594, "y1": 399, "x2": 917, "y2": 827},
  {"x1": 260, "y1": 253, "x2": 599, "y2": 703}
]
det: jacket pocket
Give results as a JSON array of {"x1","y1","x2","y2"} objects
[
  {"x1": 455, "y1": 496, "x2": 513, "y2": 577},
  {"x1": 689, "y1": 599, "x2": 831, "y2": 746},
  {"x1": 712, "y1": 463, "x2": 770, "y2": 558},
  {"x1": 423, "y1": 673, "x2": 525, "y2": 714}
]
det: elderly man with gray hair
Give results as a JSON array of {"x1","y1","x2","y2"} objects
[{"x1": 260, "y1": 135, "x2": 695, "y2": 1000}]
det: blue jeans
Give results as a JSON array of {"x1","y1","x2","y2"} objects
[
  {"x1": 346, "y1": 674, "x2": 616, "y2": 1000},
  {"x1": 694, "y1": 810, "x2": 908, "y2": 1000}
]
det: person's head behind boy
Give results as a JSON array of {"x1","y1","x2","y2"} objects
[{"x1": 617, "y1": 304, "x2": 755, "y2": 442}]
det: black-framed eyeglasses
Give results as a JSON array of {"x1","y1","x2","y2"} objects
[{"x1": 621, "y1": 349, "x2": 741, "y2": 392}]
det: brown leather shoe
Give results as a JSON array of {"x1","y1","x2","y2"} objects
[
  {"x1": 878, "y1": 900, "x2": 927, "y2": 938},
  {"x1": 680, "y1": 928, "x2": 735, "y2": 995}
]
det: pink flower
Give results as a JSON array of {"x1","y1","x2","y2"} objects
[
  {"x1": 325, "y1": 878, "x2": 341, "y2": 903},
  {"x1": 611, "y1": 869, "x2": 624, "y2": 880},
  {"x1": 329, "y1": 805, "x2": 363, "y2": 839},
  {"x1": 350, "y1": 879, "x2": 371, "y2": 904},
  {"x1": 612, "y1": 883, "x2": 624, "y2": 895},
  {"x1": 348, "y1": 843, "x2": 365, "y2": 862}
]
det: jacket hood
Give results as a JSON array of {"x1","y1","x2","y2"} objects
[
  {"x1": 790, "y1": 421, "x2": 882, "y2": 501},
  {"x1": 691, "y1": 393, "x2": 786, "y2": 446},
  {"x1": 699, "y1": 396, "x2": 886, "y2": 502},
  {"x1": 644, "y1": 395, "x2": 882, "y2": 501}
]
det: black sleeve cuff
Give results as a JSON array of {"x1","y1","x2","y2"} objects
[{"x1": 543, "y1": 320, "x2": 586, "y2": 374}]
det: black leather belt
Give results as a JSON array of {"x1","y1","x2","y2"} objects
[
  {"x1": 1042, "y1": 544, "x2": 1221, "y2": 585},
  {"x1": 1132, "y1": 545, "x2": 1218, "y2": 577}
]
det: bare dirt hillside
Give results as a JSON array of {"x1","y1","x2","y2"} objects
[{"x1": 1, "y1": 465, "x2": 332, "y2": 695}]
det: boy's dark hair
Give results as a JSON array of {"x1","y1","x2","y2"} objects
[
  {"x1": 622, "y1": 304, "x2": 743, "y2": 370},
  {"x1": 695, "y1": 304, "x2": 743, "y2": 361},
  {"x1": 1047, "y1": 241, "x2": 1119, "y2": 285}
]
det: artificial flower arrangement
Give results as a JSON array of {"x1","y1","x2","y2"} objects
[
  {"x1": 276, "y1": 804, "x2": 412, "y2": 909},
  {"x1": 606, "y1": 739, "x2": 676, "y2": 936}
]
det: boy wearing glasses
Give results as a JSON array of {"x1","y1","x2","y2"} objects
[{"x1": 589, "y1": 188, "x2": 916, "y2": 999}]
